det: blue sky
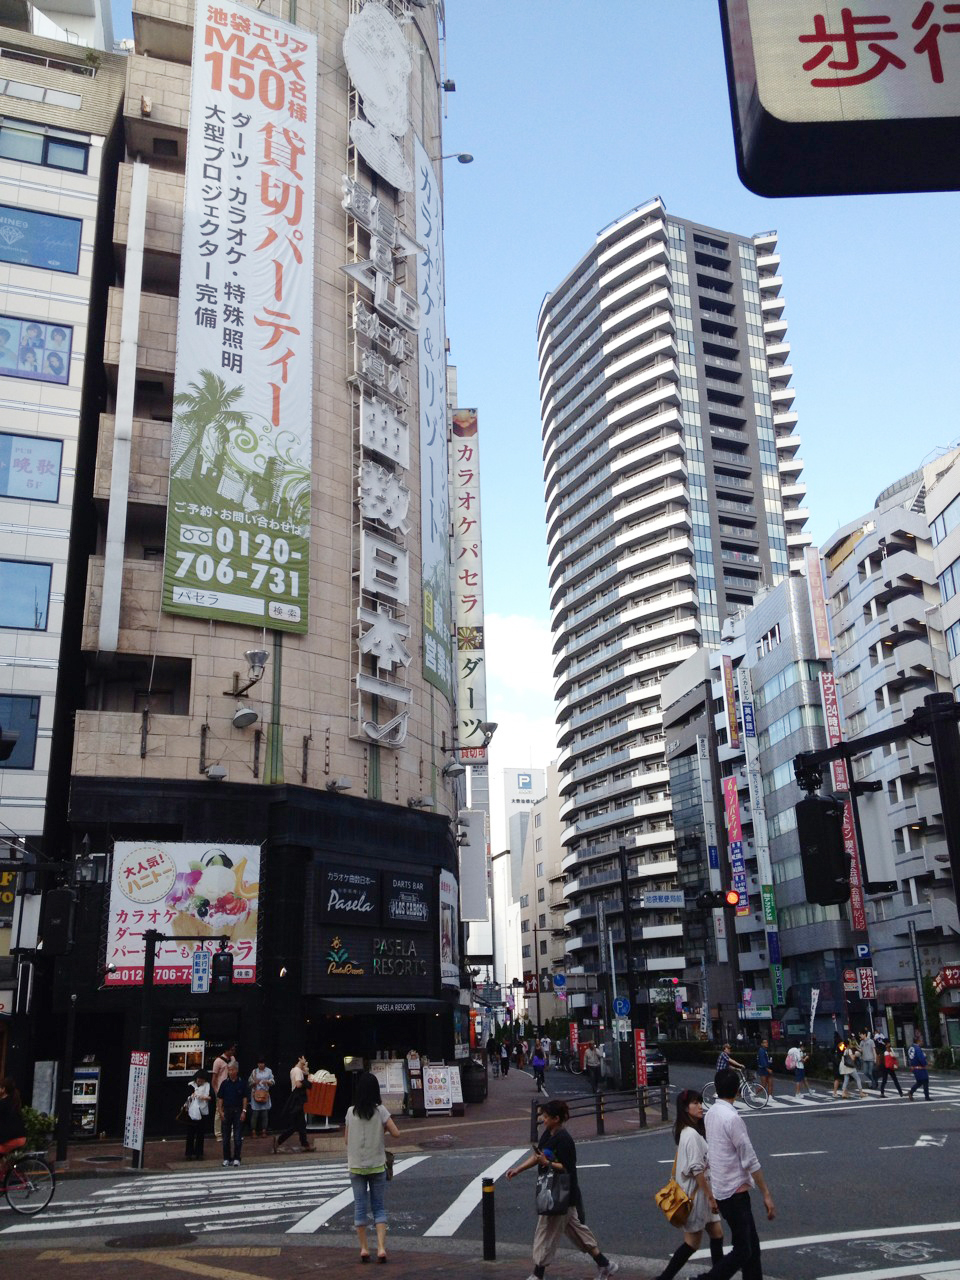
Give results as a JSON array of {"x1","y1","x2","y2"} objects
[{"x1": 110, "y1": 1, "x2": 960, "y2": 836}]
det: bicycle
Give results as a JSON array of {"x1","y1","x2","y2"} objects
[
  {"x1": 1, "y1": 1147, "x2": 55, "y2": 1215},
  {"x1": 702, "y1": 1068, "x2": 768, "y2": 1110}
]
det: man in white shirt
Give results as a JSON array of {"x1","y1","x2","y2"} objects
[{"x1": 694, "y1": 1068, "x2": 775, "y2": 1279}]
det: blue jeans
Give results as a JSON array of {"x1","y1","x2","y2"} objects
[{"x1": 350, "y1": 1170, "x2": 387, "y2": 1225}]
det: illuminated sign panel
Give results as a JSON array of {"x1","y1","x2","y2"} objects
[{"x1": 720, "y1": 0, "x2": 960, "y2": 194}]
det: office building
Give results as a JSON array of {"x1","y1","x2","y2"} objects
[{"x1": 538, "y1": 197, "x2": 809, "y2": 1001}]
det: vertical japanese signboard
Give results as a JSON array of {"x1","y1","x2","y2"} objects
[
  {"x1": 451, "y1": 409, "x2": 488, "y2": 760},
  {"x1": 415, "y1": 136, "x2": 453, "y2": 701},
  {"x1": 721, "y1": 655, "x2": 740, "y2": 748},
  {"x1": 123, "y1": 1050, "x2": 150, "y2": 1153},
  {"x1": 723, "y1": 775, "x2": 751, "y2": 917},
  {"x1": 818, "y1": 672, "x2": 867, "y2": 933},
  {"x1": 162, "y1": 0, "x2": 316, "y2": 633},
  {"x1": 439, "y1": 869, "x2": 459, "y2": 989},
  {"x1": 805, "y1": 546, "x2": 833, "y2": 660}
]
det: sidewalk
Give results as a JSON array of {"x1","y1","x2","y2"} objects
[{"x1": 52, "y1": 1064, "x2": 670, "y2": 1176}]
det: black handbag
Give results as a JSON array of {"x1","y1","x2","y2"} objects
[
  {"x1": 385, "y1": 1151, "x2": 395, "y2": 1181},
  {"x1": 535, "y1": 1166, "x2": 572, "y2": 1216}
]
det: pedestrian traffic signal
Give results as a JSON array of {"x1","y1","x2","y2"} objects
[
  {"x1": 212, "y1": 946, "x2": 234, "y2": 988},
  {"x1": 795, "y1": 793, "x2": 850, "y2": 906}
]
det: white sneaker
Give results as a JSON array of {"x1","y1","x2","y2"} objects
[
  {"x1": 597, "y1": 1265, "x2": 620, "y2": 1279},
  {"x1": 222, "y1": 1159, "x2": 230, "y2": 1167},
  {"x1": 232, "y1": 1159, "x2": 241, "y2": 1167}
]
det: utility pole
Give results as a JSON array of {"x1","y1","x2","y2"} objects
[
  {"x1": 618, "y1": 844, "x2": 642, "y2": 1085},
  {"x1": 532, "y1": 925, "x2": 543, "y2": 1034}
]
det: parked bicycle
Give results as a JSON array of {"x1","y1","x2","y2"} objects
[
  {"x1": 556, "y1": 1046, "x2": 583, "y2": 1075},
  {"x1": 1, "y1": 1148, "x2": 55, "y2": 1215},
  {"x1": 702, "y1": 1067, "x2": 768, "y2": 1110}
]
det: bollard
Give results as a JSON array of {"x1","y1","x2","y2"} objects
[
  {"x1": 482, "y1": 1177, "x2": 496, "y2": 1260},
  {"x1": 660, "y1": 1083, "x2": 669, "y2": 1122},
  {"x1": 595, "y1": 1091, "x2": 605, "y2": 1135},
  {"x1": 637, "y1": 1085, "x2": 647, "y2": 1128}
]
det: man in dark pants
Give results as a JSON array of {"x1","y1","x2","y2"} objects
[
  {"x1": 217, "y1": 1060, "x2": 249, "y2": 1167},
  {"x1": 694, "y1": 1068, "x2": 776, "y2": 1279}
]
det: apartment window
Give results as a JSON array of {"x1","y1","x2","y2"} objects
[
  {"x1": 535, "y1": 837, "x2": 543, "y2": 852},
  {"x1": 0, "y1": 203, "x2": 82, "y2": 273},
  {"x1": 536, "y1": 862, "x2": 544, "y2": 877},
  {"x1": 538, "y1": 913, "x2": 546, "y2": 928},
  {"x1": 0, "y1": 433, "x2": 62, "y2": 502},
  {"x1": 939, "y1": 556, "x2": 960, "y2": 604},
  {"x1": 0, "y1": 694, "x2": 39, "y2": 768},
  {"x1": 931, "y1": 493, "x2": 960, "y2": 546},
  {"x1": 537, "y1": 887, "x2": 545, "y2": 902},
  {"x1": 521, "y1": 919, "x2": 530, "y2": 933},
  {"x1": 0, "y1": 80, "x2": 82, "y2": 109},
  {"x1": 522, "y1": 944, "x2": 531, "y2": 959},
  {"x1": 0, "y1": 315, "x2": 73, "y2": 384},
  {"x1": 0, "y1": 122, "x2": 88, "y2": 171},
  {"x1": 534, "y1": 812, "x2": 542, "y2": 827},
  {"x1": 0, "y1": 560, "x2": 51, "y2": 629},
  {"x1": 519, "y1": 894, "x2": 529, "y2": 909},
  {"x1": 539, "y1": 940, "x2": 548, "y2": 955}
]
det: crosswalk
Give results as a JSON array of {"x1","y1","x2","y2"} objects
[
  {"x1": 0, "y1": 1149, "x2": 530, "y2": 1240},
  {"x1": 722, "y1": 1078, "x2": 960, "y2": 1114}
]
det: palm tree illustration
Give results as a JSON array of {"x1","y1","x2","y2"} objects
[{"x1": 170, "y1": 371, "x2": 250, "y2": 480}]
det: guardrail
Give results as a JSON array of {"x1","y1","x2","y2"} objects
[{"x1": 529, "y1": 1084, "x2": 668, "y2": 1142}]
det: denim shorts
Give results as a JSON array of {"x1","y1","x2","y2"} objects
[{"x1": 350, "y1": 1170, "x2": 387, "y2": 1225}]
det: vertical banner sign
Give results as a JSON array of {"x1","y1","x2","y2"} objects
[
  {"x1": 721, "y1": 654, "x2": 740, "y2": 748},
  {"x1": 162, "y1": 0, "x2": 316, "y2": 633},
  {"x1": 451, "y1": 409, "x2": 489, "y2": 761},
  {"x1": 439, "y1": 870, "x2": 460, "y2": 989},
  {"x1": 123, "y1": 1050, "x2": 150, "y2": 1152},
  {"x1": 634, "y1": 1028, "x2": 647, "y2": 1087},
  {"x1": 809, "y1": 986, "x2": 820, "y2": 1035},
  {"x1": 415, "y1": 137, "x2": 453, "y2": 700},
  {"x1": 818, "y1": 672, "x2": 867, "y2": 933},
  {"x1": 805, "y1": 546, "x2": 832, "y2": 660}
]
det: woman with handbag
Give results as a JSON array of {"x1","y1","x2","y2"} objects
[
  {"x1": 248, "y1": 1055, "x2": 275, "y2": 1138},
  {"x1": 878, "y1": 1042, "x2": 904, "y2": 1097},
  {"x1": 345, "y1": 1071, "x2": 401, "y2": 1263},
  {"x1": 505, "y1": 1099, "x2": 618, "y2": 1280},
  {"x1": 272, "y1": 1055, "x2": 312, "y2": 1153},
  {"x1": 184, "y1": 1069, "x2": 211, "y2": 1161},
  {"x1": 653, "y1": 1089, "x2": 725, "y2": 1280}
]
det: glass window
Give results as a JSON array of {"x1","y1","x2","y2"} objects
[
  {"x1": 0, "y1": 432, "x2": 62, "y2": 501},
  {"x1": 0, "y1": 560, "x2": 52, "y2": 629},
  {"x1": 0, "y1": 314, "x2": 73, "y2": 384},
  {"x1": 45, "y1": 138, "x2": 88, "y2": 171},
  {"x1": 0, "y1": 694, "x2": 40, "y2": 769},
  {"x1": 0, "y1": 126, "x2": 44, "y2": 163},
  {"x1": 0, "y1": 204, "x2": 82, "y2": 273}
]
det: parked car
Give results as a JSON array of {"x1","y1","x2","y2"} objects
[{"x1": 644, "y1": 1045, "x2": 670, "y2": 1086}]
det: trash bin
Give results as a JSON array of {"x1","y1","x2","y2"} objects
[{"x1": 460, "y1": 1058, "x2": 488, "y2": 1104}]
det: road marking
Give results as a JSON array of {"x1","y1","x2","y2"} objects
[
  {"x1": 423, "y1": 1148, "x2": 527, "y2": 1237},
  {"x1": 579, "y1": 1163, "x2": 611, "y2": 1168},
  {"x1": 286, "y1": 1155, "x2": 428, "y2": 1234},
  {"x1": 767, "y1": 1150, "x2": 829, "y2": 1157},
  {"x1": 693, "y1": 1220, "x2": 960, "y2": 1258},
  {"x1": 880, "y1": 1144, "x2": 919, "y2": 1150},
  {"x1": 916, "y1": 1133, "x2": 948, "y2": 1147},
  {"x1": 817, "y1": 1262, "x2": 960, "y2": 1280},
  {"x1": 38, "y1": 1248, "x2": 280, "y2": 1280}
]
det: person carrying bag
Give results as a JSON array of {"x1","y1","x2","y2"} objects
[
  {"x1": 652, "y1": 1089, "x2": 725, "y2": 1280},
  {"x1": 506, "y1": 1099, "x2": 619, "y2": 1280}
]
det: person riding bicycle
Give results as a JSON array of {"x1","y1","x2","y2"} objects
[
  {"x1": 0, "y1": 1077, "x2": 27, "y2": 1159},
  {"x1": 715, "y1": 1043, "x2": 745, "y2": 1074}
]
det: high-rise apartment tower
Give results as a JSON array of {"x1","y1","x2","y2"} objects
[{"x1": 538, "y1": 197, "x2": 810, "y2": 992}]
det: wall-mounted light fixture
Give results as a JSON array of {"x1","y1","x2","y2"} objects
[
  {"x1": 479, "y1": 720, "x2": 498, "y2": 747},
  {"x1": 408, "y1": 795, "x2": 435, "y2": 809},
  {"x1": 224, "y1": 648, "x2": 269, "y2": 698},
  {"x1": 205, "y1": 764, "x2": 227, "y2": 782},
  {"x1": 232, "y1": 703, "x2": 259, "y2": 730},
  {"x1": 442, "y1": 758, "x2": 466, "y2": 778},
  {"x1": 440, "y1": 151, "x2": 473, "y2": 164}
]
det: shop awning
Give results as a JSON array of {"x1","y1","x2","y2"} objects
[{"x1": 314, "y1": 996, "x2": 459, "y2": 1016}]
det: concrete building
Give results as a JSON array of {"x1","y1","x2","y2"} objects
[
  {"x1": 537, "y1": 197, "x2": 809, "y2": 1011},
  {"x1": 19, "y1": 0, "x2": 470, "y2": 1131},
  {"x1": 518, "y1": 763, "x2": 567, "y2": 1030},
  {"x1": 0, "y1": 25, "x2": 125, "y2": 1072},
  {"x1": 822, "y1": 460, "x2": 959, "y2": 1039},
  {"x1": 3, "y1": 0, "x2": 113, "y2": 51}
]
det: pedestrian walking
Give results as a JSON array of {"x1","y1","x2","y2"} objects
[
  {"x1": 838, "y1": 1040, "x2": 865, "y2": 1099},
  {"x1": 859, "y1": 1031, "x2": 877, "y2": 1087},
  {"x1": 584, "y1": 1042, "x2": 601, "y2": 1093},
  {"x1": 878, "y1": 1042, "x2": 904, "y2": 1097},
  {"x1": 756, "y1": 1038, "x2": 773, "y2": 1097},
  {"x1": 515, "y1": 1041, "x2": 526, "y2": 1071},
  {"x1": 500, "y1": 1041, "x2": 511, "y2": 1076},
  {"x1": 184, "y1": 1069, "x2": 211, "y2": 1161},
  {"x1": 691, "y1": 1068, "x2": 776, "y2": 1280},
  {"x1": 652, "y1": 1090, "x2": 725, "y2": 1280},
  {"x1": 217, "y1": 1060, "x2": 249, "y2": 1166},
  {"x1": 907, "y1": 1035, "x2": 930, "y2": 1100},
  {"x1": 532, "y1": 1040, "x2": 547, "y2": 1093},
  {"x1": 831, "y1": 1036, "x2": 844, "y2": 1100},
  {"x1": 248, "y1": 1055, "x2": 275, "y2": 1137},
  {"x1": 210, "y1": 1043, "x2": 236, "y2": 1141},
  {"x1": 506, "y1": 1099, "x2": 619, "y2": 1280},
  {"x1": 273, "y1": 1054, "x2": 312, "y2": 1152},
  {"x1": 345, "y1": 1071, "x2": 401, "y2": 1263},
  {"x1": 785, "y1": 1044, "x2": 808, "y2": 1096}
]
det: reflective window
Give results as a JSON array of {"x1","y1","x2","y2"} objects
[
  {"x1": 0, "y1": 432, "x2": 62, "y2": 501},
  {"x1": 0, "y1": 560, "x2": 52, "y2": 629},
  {"x1": 0, "y1": 693, "x2": 40, "y2": 769}
]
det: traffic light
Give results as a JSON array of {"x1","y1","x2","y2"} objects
[
  {"x1": 657, "y1": 976, "x2": 680, "y2": 986},
  {"x1": 695, "y1": 889, "x2": 741, "y2": 908},
  {"x1": 795, "y1": 793, "x2": 850, "y2": 906},
  {"x1": 41, "y1": 886, "x2": 75, "y2": 955},
  {"x1": 212, "y1": 946, "x2": 234, "y2": 988}
]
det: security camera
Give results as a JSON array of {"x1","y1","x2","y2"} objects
[{"x1": 205, "y1": 764, "x2": 228, "y2": 781}]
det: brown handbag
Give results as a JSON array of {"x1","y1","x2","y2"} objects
[{"x1": 655, "y1": 1150, "x2": 693, "y2": 1228}]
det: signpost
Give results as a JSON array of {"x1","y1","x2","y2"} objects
[
  {"x1": 634, "y1": 1028, "x2": 647, "y2": 1088},
  {"x1": 123, "y1": 1050, "x2": 150, "y2": 1158},
  {"x1": 190, "y1": 948, "x2": 211, "y2": 995}
]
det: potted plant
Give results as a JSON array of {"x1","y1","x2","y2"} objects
[{"x1": 21, "y1": 1106, "x2": 55, "y2": 1152}]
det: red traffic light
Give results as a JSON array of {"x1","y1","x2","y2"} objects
[{"x1": 724, "y1": 889, "x2": 741, "y2": 907}]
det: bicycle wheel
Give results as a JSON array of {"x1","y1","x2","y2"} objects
[
  {"x1": 701, "y1": 1081, "x2": 718, "y2": 1106},
  {"x1": 4, "y1": 1156, "x2": 55, "y2": 1215},
  {"x1": 741, "y1": 1080, "x2": 768, "y2": 1109},
  {"x1": 569, "y1": 1061, "x2": 583, "y2": 1076}
]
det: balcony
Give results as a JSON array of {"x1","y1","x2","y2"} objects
[
  {"x1": 114, "y1": 163, "x2": 185, "y2": 291},
  {"x1": 73, "y1": 710, "x2": 196, "y2": 780},
  {"x1": 104, "y1": 288, "x2": 177, "y2": 395},
  {"x1": 124, "y1": 53, "x2": 191, "y2": 164},
  {"x1": 94, "y1": 415, "x2": 170, "y2": 509},
  {"x1": 133, "y1": 0, "x2": 194, "y2": 64}
]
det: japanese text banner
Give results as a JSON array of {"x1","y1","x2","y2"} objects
[
  {"x1": 162, "y1": 0, "x2": 316, "y2": 633},
  {"x1": 452, "y1": 408, "x2": 488, "y2": 761}
]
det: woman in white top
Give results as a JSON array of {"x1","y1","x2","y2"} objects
[
  {"x1": 653, "y1": 1089, "x2": 725, "y2": 1280},
  {"x1": 184, "y1": 1070, "x2": 211, "y2": 1161},
  {"x1": 345, "y1": 1071, "x2": 401, "y2": 1263}
]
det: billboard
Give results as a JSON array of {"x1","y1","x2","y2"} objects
[
  {"x1": 439, "y1": 869, "x2": 460, "y2": 988},
  {"x1": 805, "y1": 546, "x2": 833, "y2": 660},
  {"x1": 162, "y1": 0, "x2": 316, "y2": 633},
  {"x1": 415, "y1": 136, "x2": 453, "y2": 700},
  {"x1": 105, "y1": 842, "x2": 261, "y2": 985},
  {"x1": 452, "y1": 409, "x2": 489, "y2": 760}
]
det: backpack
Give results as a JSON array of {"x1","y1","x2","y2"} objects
[{"x1": 785, "y1": 1048, "x2": 799, "y2": 1070}]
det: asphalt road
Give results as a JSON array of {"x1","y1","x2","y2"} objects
[{"x1": 2, "y1": 1063, "x2": 959, "y2": 1280}]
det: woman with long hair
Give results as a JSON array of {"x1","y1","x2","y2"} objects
[
  {"x1": 0, "y1": 1077, "x2": 26, "y2": 1159},
  {"x1": 506, "y1": 1098, "x2": 618, "y2": 1279},
  {"x1": 653, "y1": 1089, "x2": 725, "y2": 1280},
  {"x1": 345, "y1": 1071, "x2": 401, "y2": 1263}
]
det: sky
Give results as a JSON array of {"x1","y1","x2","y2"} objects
[{"x1": 110, "y1": 1, "x2": 960, "y2": 845}]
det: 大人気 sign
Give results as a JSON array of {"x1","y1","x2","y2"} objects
[{"x1": 162, "y1": 0, "x2": 317, "y2": 632}]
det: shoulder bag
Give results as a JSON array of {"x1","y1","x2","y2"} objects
[
  {"x1": 655, "y1": 1150, "x2": 693, "y2": 1228},
  {"x1": 535, "y1": 1165, "x2": 572, "y2": 1216},
  {"x1": 384, "y1": 1150, "x2": 395, "y2": 1181}
]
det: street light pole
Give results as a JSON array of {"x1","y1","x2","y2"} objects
[
  {"x1": 532, "y1": 926, "x2": 543, "y2": 1034},
  {"x1": 618, "y1": 844, "x2": 641, "y2": 1085}
]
